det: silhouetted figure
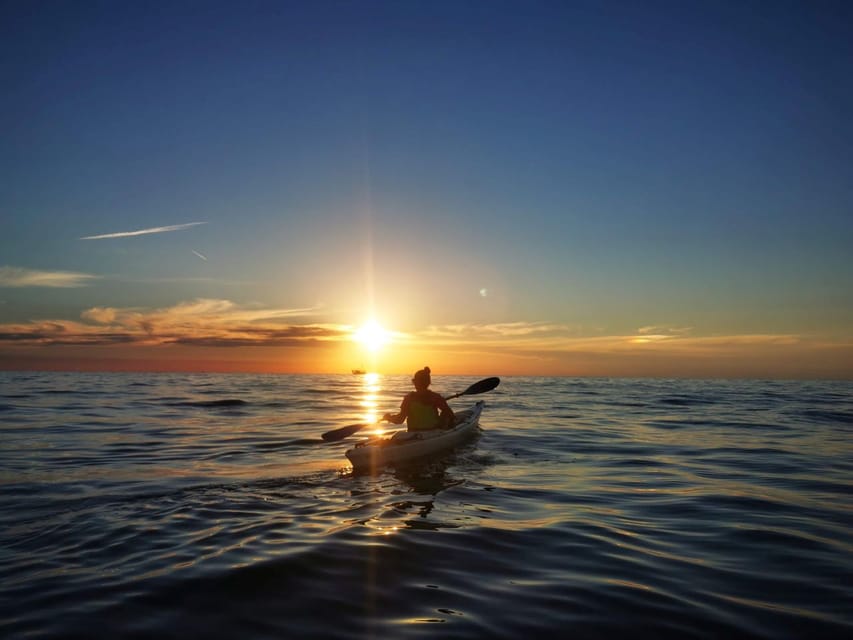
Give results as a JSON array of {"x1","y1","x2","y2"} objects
[{"x1": 384, "y1": 366, "x2": 455, "y2": 431}]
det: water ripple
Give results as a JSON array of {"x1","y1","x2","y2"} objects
[{"x1": 0, "y1": 373, "x2": 851, "y2": 639}]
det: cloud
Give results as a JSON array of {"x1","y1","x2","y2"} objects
[
  {"x1": 422, "y1": 321, "x2": 579, "y2": 339},
  {"x1": 80, "y1": 307, "x2": 117, "y2": 324},
  {"x1": 411, "y1": 321, "x2": 842, "y2": 359},
  {"x1": 0, "y1": 299, "x2": 346, "y2": 347},
  {"x1": 0, "y1": 266, "x2": 99, "y2": 288},
  {"x1": 2, "y1": 308, "x2": 851, "y2": 378},
  {"x1": 80, "y1": 221, "x2": 207, "y2": 240},
  {"x1": 170, "y1": 325, "x2": 343, "y2": 347},
  {"x1": 637, "y1": 325, "x2": 692, "y2": 336}
]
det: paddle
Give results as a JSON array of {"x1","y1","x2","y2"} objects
[{"x1": 321, "y1": 376, "x2": 501, "y2": 442}]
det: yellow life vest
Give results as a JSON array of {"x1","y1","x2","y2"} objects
[{"x1": 407, "y1": 398, "x2": 440, "y2": 431}]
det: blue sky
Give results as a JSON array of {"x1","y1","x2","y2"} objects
[{"x1": 2, "y1": 0, "x2": 852, "y2": 376}]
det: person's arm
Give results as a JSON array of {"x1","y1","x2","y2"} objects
[
  {"x1": 437, "y1": 395, "x2": 455, "y2": 428},
  {"x1": 383, "y1": 395, "x2": 409, "y2": 425}
]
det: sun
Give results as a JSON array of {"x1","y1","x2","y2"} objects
[{"x1": 354, "y1": 321, "x2": 391, "y2": 352}]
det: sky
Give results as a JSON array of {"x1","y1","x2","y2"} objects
[{"x1": 1, "y1": 0, "x2": 852, "y2": 378}]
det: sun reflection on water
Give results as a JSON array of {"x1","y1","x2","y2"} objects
[{"x1": 359, "y1": 372, "x2": 384, "y2": 432}]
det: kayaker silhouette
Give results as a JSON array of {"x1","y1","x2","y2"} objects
[{"x1": 383, "y1": 367, "x2": 456, "y2": 432}]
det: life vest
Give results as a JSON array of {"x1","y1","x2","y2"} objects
[{"x1": 406, "y1": 396, "x2": 441, "y2": 431}]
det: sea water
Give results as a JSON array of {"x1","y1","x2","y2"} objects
[{"x1": 1, "y1": 372, "x2": 851, "y2": 638}]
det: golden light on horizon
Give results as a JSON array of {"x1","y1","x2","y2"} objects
[{"x1": 353, "y1": 320, "x2": 391, "y2": 352}]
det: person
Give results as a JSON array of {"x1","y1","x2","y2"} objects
[{"x1": 383, "y1": 366, "x2": 455, "y2": 431}]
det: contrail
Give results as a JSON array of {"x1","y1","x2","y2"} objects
[
  {"x1": 80, "y1": 221, "x2": 207, "y2": 240},
  {"x1": 192, "y1": 250, "x2": 208, "y2": 261}
]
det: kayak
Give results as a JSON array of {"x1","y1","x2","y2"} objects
[{"x1": 346, "y1": 401, "x2": 484, "y2": 471}]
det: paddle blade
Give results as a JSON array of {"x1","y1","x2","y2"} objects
[
  {"x1": 321, "y1": 422, "x2": 368, "y2": 442},
  {"x1": 463, "y1": 376, "x2": 500, "y2": 395},
  {"x1": 445, "y1": 376, "x2": 500, "y2": 400}
]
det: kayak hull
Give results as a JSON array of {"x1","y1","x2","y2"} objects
[{"x1": 346, "y1": 401, "x2": 484, "y2": 471}]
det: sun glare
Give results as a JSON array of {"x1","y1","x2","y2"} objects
[{"x1": 354, "y1": 321, "x2": 391, "y2": 352}]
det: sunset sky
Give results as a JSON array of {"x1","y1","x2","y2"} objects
[{"x1": 2, "y1": 1, "x2": 852, "y2": 378}]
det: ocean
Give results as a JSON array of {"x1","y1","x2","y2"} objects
[{"x1": 1, "y1": 372, "x2": 851, "y2": 639}]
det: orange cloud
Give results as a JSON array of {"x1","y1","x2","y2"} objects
[
  {"x1": 401, "y1": 322, "x2": 853, "y2": 379},
  {"x1": 0, "y1": 299, "x2": 347, "y2": 347},
  {"x1": 1, "y1": 310, "x2": 851, "y2": 379},
  {"x1": 421, "y1": 321, "x2": 581, "y2": 340},
  {"x1": 0, "y1": 266, "x2": 99, "y2": 288},
  {"x1": 412, "y1": 322, "x2": 817, "y2": 355}
]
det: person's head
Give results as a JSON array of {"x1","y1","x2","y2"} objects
[{"x1": 412, "y1": 366, "x2": 431, "y2": 391}]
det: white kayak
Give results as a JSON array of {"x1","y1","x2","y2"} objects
[{"x1": 346, "y1": 400, "x2": 484, "y2": 471}]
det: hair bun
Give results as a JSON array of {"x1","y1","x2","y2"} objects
[{"x1": 424, "y1": 366, "x2": 430, "y2": 374}]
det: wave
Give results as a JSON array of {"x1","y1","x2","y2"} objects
[
  {"x1": 3, "y1": 374, "x2": 852, "y2": 640},
  {"x1": 798, "y1": 409, "x2": 853, "y2": 425},
  {"x1": 167, "y1": 399, "x2": 249, "y2": 408}
]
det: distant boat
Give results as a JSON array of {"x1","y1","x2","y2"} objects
[{"x1": 351, "y1": 368, "x2": 366, "y2": 375}]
